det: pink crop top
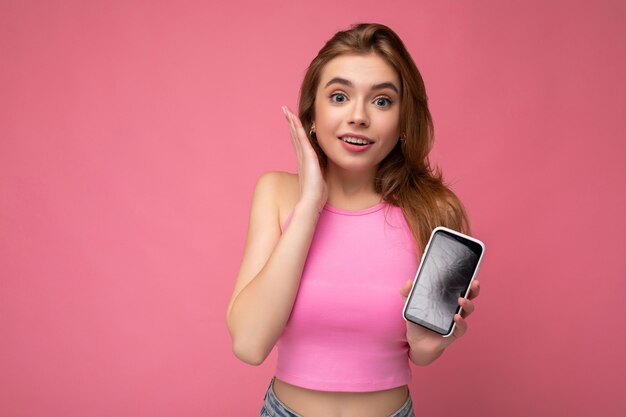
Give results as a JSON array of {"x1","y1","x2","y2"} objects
[{"x1": 276, "y1": 202, "x2": 419, "y2": 392}]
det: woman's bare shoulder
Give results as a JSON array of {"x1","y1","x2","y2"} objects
[
  {"x1": 254, "y1": 171, "x2": 299, "y2": 228},
  {"x1": 254, "y1": 171, "x2": 298, "y2": 195}
]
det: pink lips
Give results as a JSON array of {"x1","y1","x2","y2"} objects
[{"x1": 338, "y1": 135, "x2": 373, "y2": 153}]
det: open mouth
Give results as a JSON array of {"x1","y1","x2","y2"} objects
[{"x1": 339, "y1": 136, "x2": 373, "y2": 146}]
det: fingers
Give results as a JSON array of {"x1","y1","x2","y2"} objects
[
  {"x1": 458, "y1": 297, "x2": 475, "y2": 318},
  {"x1": 291, "y1": 109, "x2": 309, "y2": 142},
  {"x1": 460, "y1": 280, "x2": 480, "y2": 319},
  {"x1": 399, "y1": 279, "x2": 413, "y2": 300},
  {"x1": 282, "y1": 106, "x2": 302, "y2": 160},
  {"x1": 282, "y1": 106, "x2": 310, "y2": 153},
  {"x1": 467, "y1": 280, "x2": 480, "y2": 300},
  {"x1": 452, "y1": 314, "x2": 468, "y2": 338}
]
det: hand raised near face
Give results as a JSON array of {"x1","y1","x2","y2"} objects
[{"x1": 282, "y1": 106, "x2": 328, "y2": 212}]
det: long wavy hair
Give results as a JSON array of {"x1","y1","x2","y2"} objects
[{"x1": 298, "y1": 23, "x2": 471, "y2": 253}]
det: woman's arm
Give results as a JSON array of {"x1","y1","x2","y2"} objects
[
  {"x1": 226, "y1": 172, "x2": 320, "y2": 365},
  {"x1": 226, "y1": 107, "x2": 327, "y2": 365}
]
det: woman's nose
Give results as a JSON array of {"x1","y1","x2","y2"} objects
[{"x1": 348, "y1": 101, "x2": 369, "y2": 127}]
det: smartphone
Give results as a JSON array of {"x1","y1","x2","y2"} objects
[{"x1": 403, "y1": 226, "x2": 485, "y2": 337}]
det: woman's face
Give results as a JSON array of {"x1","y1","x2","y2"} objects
[{"x1": 313, "y1": 52, "x2": 401, "y2": 175}]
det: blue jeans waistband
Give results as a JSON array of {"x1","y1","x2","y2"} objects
[{"x1": 259, "y1": 378, "x2": 414, "y2": 417}]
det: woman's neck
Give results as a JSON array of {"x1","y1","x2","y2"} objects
[{"x1": 324, "y1": 164, "x2": 381, "y2": 210}]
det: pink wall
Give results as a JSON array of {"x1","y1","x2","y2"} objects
[{"x1": 1, "y1": 0, "x2": 625, "y2": 415}]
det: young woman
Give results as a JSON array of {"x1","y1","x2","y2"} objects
[{"x1": 227, "y1": 23, "x2": 481, "y2": 417}]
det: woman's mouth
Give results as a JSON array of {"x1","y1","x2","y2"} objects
[
  {"x1": 337, "y1": 135, "x2": 373, "y2": 152},
  {"x1": 339, "y1": 136, "x2": 371, "y2": 146}
]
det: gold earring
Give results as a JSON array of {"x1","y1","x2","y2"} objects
[
  {"x1": 309, "y1": 123, "x2": 316, "y2": 139},
  {"x1": 399, "y1": 133, "x2": 407, "y2": 152}
]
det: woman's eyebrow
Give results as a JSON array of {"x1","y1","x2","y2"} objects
[{"x1": 324, "y1": 77, "x2": 399, "y2": 94}]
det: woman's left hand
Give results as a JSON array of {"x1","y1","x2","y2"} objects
[{"x1": 399, "y1": 279, "x2": 481, "y2": 365}]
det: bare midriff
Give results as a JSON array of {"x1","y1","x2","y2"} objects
[{"x1": 272, "y1": 378, "x2": 410, "y2": 417}]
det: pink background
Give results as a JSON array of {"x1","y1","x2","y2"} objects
[{"x1": 1, "y1": 0, "x2": 625, "y2": 415}]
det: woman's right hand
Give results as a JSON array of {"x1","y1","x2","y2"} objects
[{"x1": 282, "y1": 106, "x2": 328, "y2": 212}]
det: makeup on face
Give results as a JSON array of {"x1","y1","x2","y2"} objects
[{"x1": 313, "y1": 53, "x2": 401, "y2": 170}]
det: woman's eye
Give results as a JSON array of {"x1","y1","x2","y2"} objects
[
  {"x1": 374, "y1": 97, "x2": 392, "y2": 107},
  {"x1": 330, "y1": 93, "x2": 347, "y2": 103}
]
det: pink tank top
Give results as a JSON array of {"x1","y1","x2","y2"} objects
[{"x1": 276, "y1": 202, "x2": 419, "y2": 392}]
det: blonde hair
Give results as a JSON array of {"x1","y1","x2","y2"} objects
[{"x1": 298, "y1": 23, "x2": 470, "y2": 253}]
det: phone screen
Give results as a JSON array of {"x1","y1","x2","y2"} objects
[{"x1": 404, "y1": 229, "x2": 483, "y2": 335}]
